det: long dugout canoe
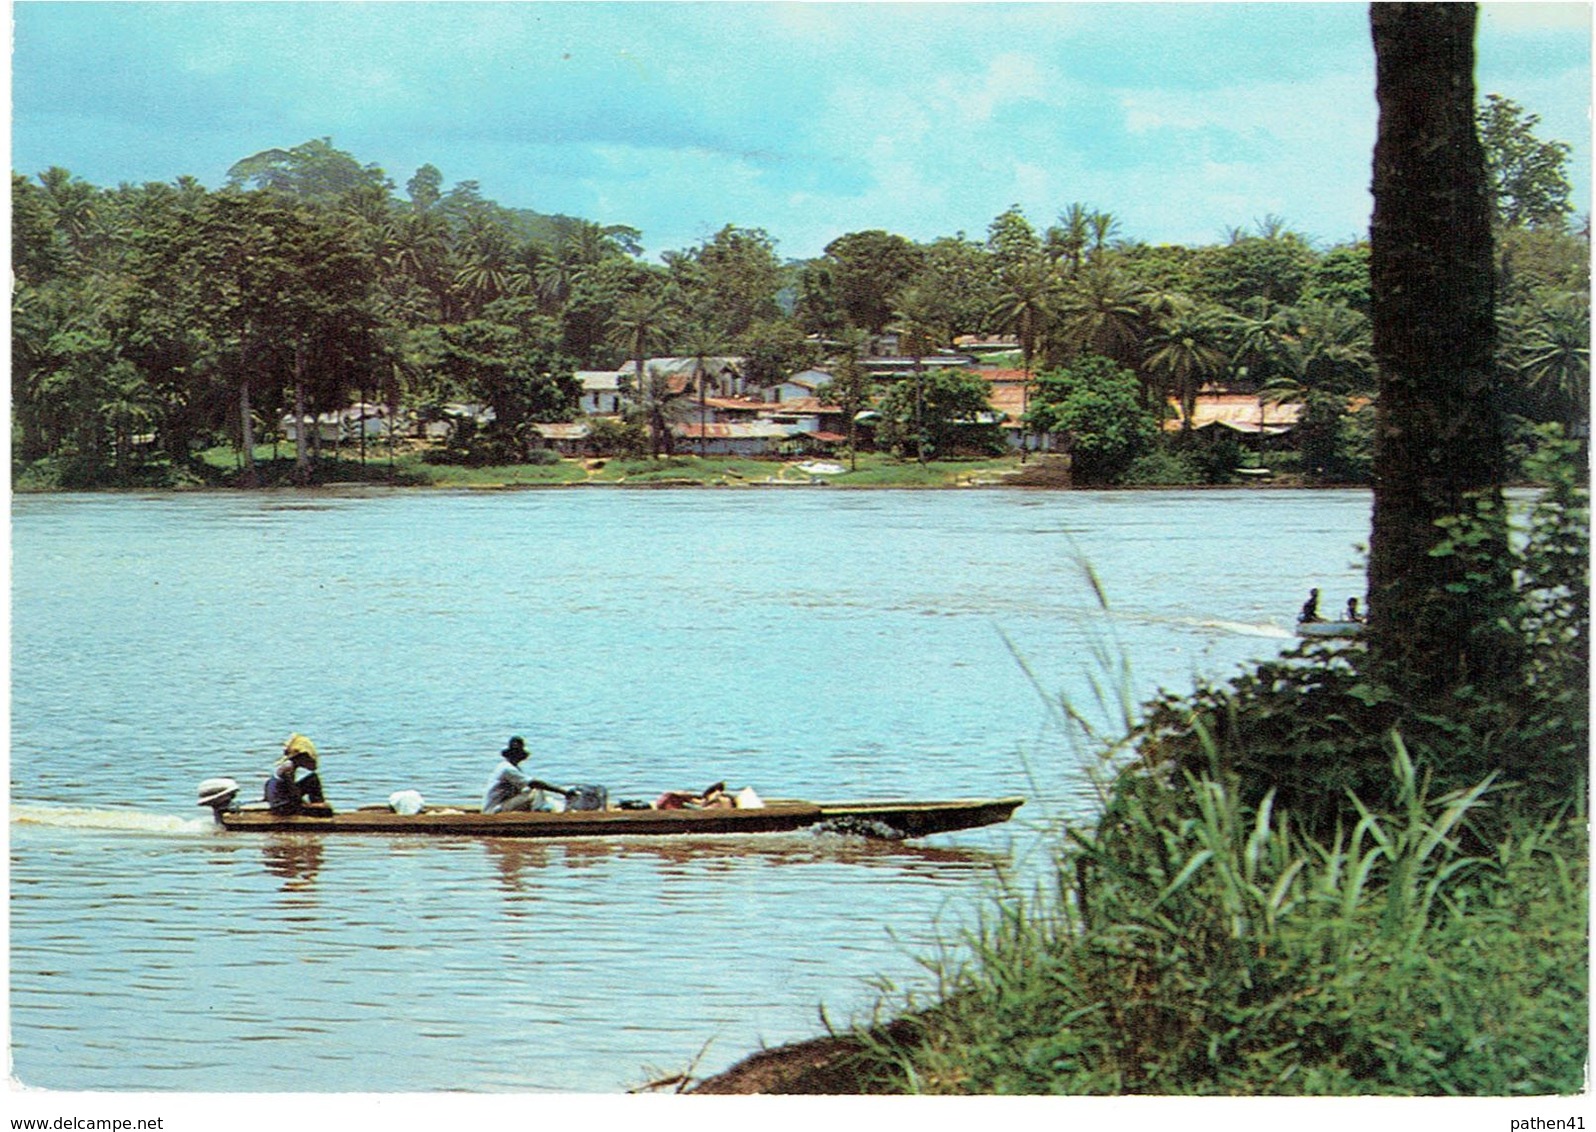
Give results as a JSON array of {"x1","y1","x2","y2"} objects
[{"x1": 216, "y1": 796, "x2": 1023, "y2": 839}]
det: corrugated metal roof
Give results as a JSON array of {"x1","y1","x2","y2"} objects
[
  {"x1": 532, "y1": 423, "x2": 591, "y2": 440},
  {"x1": 1165, "y1": 393, "x2": 1303, "y2": 433},
  {"x1": 768, "y1": 397, "x2": 841, "y2": 414},
  {"x1": 675, "y1": 422, "x2": 794, "y2": 440}
]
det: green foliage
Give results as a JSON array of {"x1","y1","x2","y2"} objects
[
  {"x1": 668, "y1": 224, "x2": 784, "y2": 340},
  {"x1": 1477, "y1": 94, "x2": 1575, "y2": 230},
  {"x1": 917, "y1": 236, "x2": 1003, "y2": 337},
  {"x1": 583, "y1": 415, "x2": 649, "y2": 459},
  {"x1": 1297, "y1": 390, "x2": 1373, "y2": 483},
  {"x1": 1026, "y1": 355, "x2": 1157, "y2": 484},
  {"x1": 813, "y1": 229, "x2": 926, "y2": 335},
  {"x1": 736, "y1": 318, "x2": 817, "y2": 389},
  {"x1": 986, "y1": 205, "x2": 1042, "y2": 279},
  {"x1": 1300, "y1": 243, "x2": 1371, "y2": 315},
  {"x1": 1193, "y1": 231, "x2": 1317, "y2": 310},
  {"x1": 874, "y1": 368, "x2": 1006, "y2": 458},
  {"x1": 1120, "y1": 447, "x2": 1199, "y2": 486},
  {"x1": 10, "y1": 107, "x2": 1581, "y2": 491},
  {"x1": 1187, "y1": 431, "x2": 1245, "y2": 484},
  {"x1": 857, "y1": 754, "x2": 1586, "y2": 1095},
  {"x1": 226, "y1": 137, "x2": 393, "y2": 202},
  {"x1": 1130, "y1": 446, "x2": 1231, "y2": 482}
]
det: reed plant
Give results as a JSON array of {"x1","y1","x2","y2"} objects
[{"x1": 852, "y1": 741, "x2": 1586, "y2": 1094}]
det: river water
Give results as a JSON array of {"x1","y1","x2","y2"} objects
[{"x1": 9, "y1": 486, "x2": 1370, "y2": 1094}]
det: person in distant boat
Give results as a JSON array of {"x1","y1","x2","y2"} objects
[
  {"x1": 265, "y1": 733, "x2": 330, "y2": 816},
  {"x1": 1345, "y1": 596, "x2": 1364, "y2": 623},
  {"x1": 482, "y1": 736, "x2": 565, "y2": 814},
  {"x1": 1299, "y1": 588, "x2": 1322, "y2": 624}
]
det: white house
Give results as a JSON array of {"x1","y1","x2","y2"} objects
[
  {"x1": 280, "y1": 402, "x2": 394, "y2": 444},
  {"x1": 577, "y1": 371, "x2": 627, "y2": 416},
  {"x1": 764, "y1": 370, "x2": 830, "y2": 404}
]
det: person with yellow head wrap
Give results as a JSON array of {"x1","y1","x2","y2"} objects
[{"x1": 265, "y1": 733, "x2": 331, "y2": 815}]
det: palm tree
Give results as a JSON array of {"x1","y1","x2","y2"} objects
[
  {"x1": 38, "y1": 166, "x2": 103, "y2": 264},
  {"x1": 1512, "y1": 292, "x2": 1590, "y2": 436},
  {"x1": 989, "y1": 261, "x2": 1062, "y2": 375},
  {"x1": 1223, "y1": 298, "x2": 1294, "y2": 388},
  {"x1": 1290, "y1": 301, "x2": 1375, "y2": 392},
  {"x1": 1057, "y1": 266, "x2": 1151, "y2": 387},
  {"x1": 1088, "y1": 210, "x2": 1120, "y2": 264},
  {"x1": 627, "y1": 364, "x2": 695, "y2": 458},
  {"x1": 989, "y1": 261, "x2": 1063, "y2": 459},
  {"x1": 820, "y1": 327, "x2": 874, "y2": 471},
  {"x1": 1143, "y1": 307, "x2": 1231, "y2": 434},
  {"x1": 452, "y1": 217, "x2": 527, "y2": 315},
  {"x1": 608, "y1": 288, "x2": 679, "y2": 455},
  {"x1": 1257, "y1": 373, "x2": 1308, "y2": 460},
  {"x1": 1047, "y1": 202, "x2": 1092, "y2": 276},
  {"x1": 677, "y1": 323, "x2": 724, "y2": 458},
  {"x1": 892, "y1": 287, "x2": 949, "y2": 465}
]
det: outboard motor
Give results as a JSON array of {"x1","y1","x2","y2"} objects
[{"x1": 196, "y1": 777, "x2": 241, "y2": 823}]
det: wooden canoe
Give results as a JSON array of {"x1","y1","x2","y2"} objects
[{"x1": 216, "y1": 796, "x2": 1023, "y2": 840}]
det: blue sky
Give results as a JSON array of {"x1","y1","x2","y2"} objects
[{"x1": 11, "y1": 2, "x2": 1591, "y2": 260}]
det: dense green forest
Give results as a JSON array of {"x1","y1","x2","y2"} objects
[{"x1": 11, "y1": 96, "x2": 1587, "y2": 488}]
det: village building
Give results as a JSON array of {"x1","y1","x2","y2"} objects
[
  {"x1": 280, "y1": 401, "x2": 398, "y2": 445},
  {"x1": 531, "y1": 422, "x2": 591, "y2": 456},
  {"x1": 576, "y1": 370, "x2": 627, "y2": 416},
  {"x1": 1163, "y1": 392, "x2": 1306, "y2": 438}
]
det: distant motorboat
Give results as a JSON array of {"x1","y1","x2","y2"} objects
[{"x1": 1297, "y1": 619, "x2": 1364, "y2": 639}]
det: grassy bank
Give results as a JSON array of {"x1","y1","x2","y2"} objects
[
  {"x1": 14, "y1": 447, "x2": 1030, "y2": 491},
  {"x1": 834, "y1": 751, "x2": 1586, "y2": 1095}
]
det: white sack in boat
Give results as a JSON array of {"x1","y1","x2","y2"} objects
[
  {"x1": 736, "y1": 787, "x2": 764, "y2": 809},
  {"x1": 388, "y1": 790, "x2": 425, "y2": 815}
]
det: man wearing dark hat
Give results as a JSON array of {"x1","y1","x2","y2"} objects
[{"x1": 482, "y1": 736, "x2": 553, "y2": 814}]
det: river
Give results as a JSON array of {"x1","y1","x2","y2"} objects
[{"x1": 9, "y1": 486, "x2": 1370, "y2": 1094}]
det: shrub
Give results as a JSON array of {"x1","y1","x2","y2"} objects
[
  {"x1": 1121, "y1": 448, "x2": 1199, "y2": 485},
  {"x1": 1026, "y1": 355, "x2": 1160, "y2": 484},
  {"x1": 854, "y1": 748, "x2": 1587, "y2": 1095}
]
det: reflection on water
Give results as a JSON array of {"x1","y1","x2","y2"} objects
[
  {"x1": 12, "y1": 819, "x2": 1033, "y2": 1092},
  {"x1": 10, "y1": 487, "x2": 1371, "y2": 1091},
  {"x1": 261, "y1": 838, "x2": 325, "y2": 893}
]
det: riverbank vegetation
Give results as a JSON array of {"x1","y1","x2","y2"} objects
[
  {"x1": 10, "y1": 442, "x2": 1029, "y2": 492},
  {"x1": 12, "y1": 95, "x2": 1586, "y2": 492}
]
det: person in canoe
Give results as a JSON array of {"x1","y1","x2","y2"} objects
[
  {"x1": 1298, "y1": 588, "x2": 1323, "y2": 624},
  {"x1": 1344, "y1": 596, "x2": 1365, "y2": 623},
  {"x1": 266, "y1": 733, "x2": 331, "y2": 816},
  {"x1": 482, "y1": 735, "x2": 567, "y2": 813}
]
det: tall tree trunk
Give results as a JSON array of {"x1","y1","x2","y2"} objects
[
  {"x1": 238, "y1": 322, "x2": 258, "y2": 488},
  {"x1": 1368, "y1": 3, "x2": 1516, "y2": 695},
  {"x1": 914, "y1": 360, "x2": 926, "y2": 465},
  {"x1": 294, "y1": 335, "x2": 311, "y2": 484}
]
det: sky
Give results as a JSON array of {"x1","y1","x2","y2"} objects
[{"x1": 9, "y1": 2, "x2": 1592, "y2": 261}]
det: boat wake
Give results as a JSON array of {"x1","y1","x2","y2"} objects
[
  {"x1": 1185, "y1": 618, "x2": 1294, "y2": 639},
  {"x1": 12, "y1": 803, "x2": 214, "y2": 835}
]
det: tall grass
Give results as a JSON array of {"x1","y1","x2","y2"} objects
[{"x1": 853, "y1": 741, "x2": 1586, "y2": 1094}]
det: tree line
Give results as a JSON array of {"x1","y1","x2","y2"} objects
[{"x1": 11, "y1": 96, "x2": 1588, "y2": 487}]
